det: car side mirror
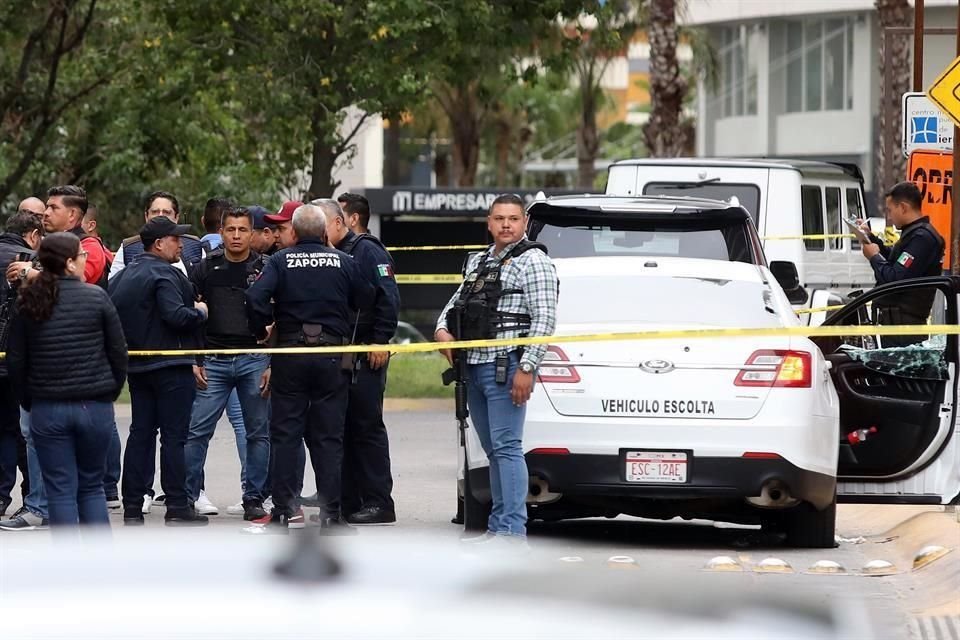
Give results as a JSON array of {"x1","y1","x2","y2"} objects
[{"x1": 770, "y1": 260, "x2": 808, "y2": 305}]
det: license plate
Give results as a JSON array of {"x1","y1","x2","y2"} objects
[{"x1": 625, "y1": 451, "x2": 688, "y2": 483}]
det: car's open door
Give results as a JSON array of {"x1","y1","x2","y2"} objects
[{"x1": 812, "y1": 276, "x2": 960, "y2": 504}]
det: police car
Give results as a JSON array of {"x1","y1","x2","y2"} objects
[{"x1": 458, "y1": 257, "x2": 960, "y2": 548}]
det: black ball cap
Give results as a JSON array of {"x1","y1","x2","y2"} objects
[{"x1": 140, "y1": 216, "x2": 191, "y2": 245}]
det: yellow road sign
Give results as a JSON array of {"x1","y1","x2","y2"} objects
[{"x1": 926, "y1": 55, "x2": 960, "y2": 129}]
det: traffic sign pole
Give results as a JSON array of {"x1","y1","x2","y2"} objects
[{"x1": 953, "y1": 7, "x2": 960, "y2": 274}]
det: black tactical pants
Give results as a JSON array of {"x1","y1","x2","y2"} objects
[
  {"x1": 341, "y1": 359, "x2": 394, "y2": 515},
  {"x1": 269, "y1": 353, "x2": 349, "y2": 518}
]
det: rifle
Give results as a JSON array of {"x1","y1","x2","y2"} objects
[{"x1": 441, "y1": 310, "x2": 469, "y2": 445}]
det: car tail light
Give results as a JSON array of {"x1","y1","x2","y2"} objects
[
  {"x1": 529, "y1": 448, "x2": 570, "y2": 456},
  {"x1": 734, "y1": 350, "x2": 811, "y2": 388},
  {"x1": 742, "y1": 452, "x2": 782, "y2": 459},
  {"x1": 537, "y1": 346, "x2": 581, "y2": 383}
]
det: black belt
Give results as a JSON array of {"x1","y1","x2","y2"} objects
[{"x1": 277, "y1": 333, "x2": 349, "y2": 347}]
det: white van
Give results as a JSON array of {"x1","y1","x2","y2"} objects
[{"x1": 605, "y1": 158, "x2": 882, "y2": 323}]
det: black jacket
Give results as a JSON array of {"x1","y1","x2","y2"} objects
[
  {"x1": 7, "y1": 277, "x2": 128, "y2": 409},
  {"x1": 109, "y1": 253, "x2": 206, "y2": 373},
  {"x1": 246, "y1": 237, "x2": 374, "y2": 342},
  {"x1": 335, "y1": 231, "x2": 400, "y2": 344},
  {"x1": 0, "y1": 233, "x2": 35, "y2": 377}
]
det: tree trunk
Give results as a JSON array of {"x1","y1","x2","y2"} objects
[
  {"x1": 307, "y1": 134, "x2": 339, "y2": 200},
  {"x1": 437, "y1": 82, "x2": 482, "y2": 187},
  {"x1": 576, "y1": 72, "x2": 599, "y2": 188},
  {"x1": 643, "y1": 0, "x2": 688, "y2": 158},
  {"x1": 383, "y1": 120, "x2": 402, "y2": 186},
  {"x1": 875, "y1": 0, "x2": 912, "y2": 216},
  {"x1": 494, "y1": 106, "x2": 512, "y2": 186}
]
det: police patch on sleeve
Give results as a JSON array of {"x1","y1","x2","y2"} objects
[
  {"x1": 377, "y1": 263, "x2": 394, "y2": 277},
  {"x1": 897, "y1": 252, "x2": 915, "y2": 268}
]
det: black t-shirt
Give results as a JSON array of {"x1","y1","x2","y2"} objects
[{"x1": 193, "y1": 254, "x2": 261, "y2": 349}]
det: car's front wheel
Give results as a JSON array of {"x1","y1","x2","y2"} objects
[{"x1": 779, "y1": 496, "x2": 837, "y2": 549}]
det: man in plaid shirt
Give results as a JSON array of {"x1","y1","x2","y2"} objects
[{"x1": 435, "y1": 194, "x2": 557, "y2": 547}]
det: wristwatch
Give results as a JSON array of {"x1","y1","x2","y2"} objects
[{"x1": 519, "y1": 362, "x2": 535, "y2": 374}]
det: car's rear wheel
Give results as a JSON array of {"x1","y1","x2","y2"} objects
[
  {"x1": 462, "y1": 468, "x2": 491, "y2": 532},
  {"x1": 780, "y1": 496, "x2": 837, "y2": 549}
]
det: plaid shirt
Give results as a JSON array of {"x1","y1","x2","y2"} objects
[{"x1": 436, "y1": 239, "x2": 557, "y2": 367}]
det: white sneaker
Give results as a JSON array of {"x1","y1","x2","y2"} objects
[
  {"x1": 263, "y1": 496, "x2": 274, "y2": 512},
  {"x1": 195, "y1": 491, "x2": 219, "y2": 516},
  {"x1": 141, "y1": 494, "x2": 153, "y2": 515},
  {"x1": 226, "y1": 501, "x2": 245, "y2": 516}
]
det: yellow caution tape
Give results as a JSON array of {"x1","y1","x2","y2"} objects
[
  {"x1": 381, "y1": 234, "x2": 859, "y2": 253},
  {"x1": 395, "y1": 274, "x2": 463, "y2": 284},
  {"x1": 386, "y1": 244, "x2": 487, "y2": 252},
  {"x1": 795, "y1": 304, "x2": 846, "y2": 315},
  {"x1": 0, "y1": 323, "x2": 941, "y2": 359}
]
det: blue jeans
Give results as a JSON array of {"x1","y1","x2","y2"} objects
[
  {"x1": 30, "y1": 400, "x2": 113, "y2": 536},
  {"x1": 103, "y1": 421, "x2": 121, "y2": 498},
  {"x1": 185, "y1": 355, "x2": 270, "y2": 502},
  {"x1": 226, "y1": 389, "x2": 247, "y2": 491},
  {"x1": 21, "y1": 408, "x2": 48, "y2": 519},
  {"x1": 467, "y1": 353, "x2": 528, "y2": 537}
]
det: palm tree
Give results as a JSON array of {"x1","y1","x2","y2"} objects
[{"x1": 643, "y1": 0, "x2": 689, "y2": 157}]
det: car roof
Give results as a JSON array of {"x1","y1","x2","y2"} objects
[
  {"x1": 552, "y1": 255, "x2": 767, "y2": 284},
  {"x1": 608, "y1": 157, "x2": 862, "y2": 180},
  {"x1": 528, "y1": 194, "x2": 751, "y2": 220}
]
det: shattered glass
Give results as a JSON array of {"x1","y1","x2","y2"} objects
[{"x1": 839, "y1": 334, "x2": 948, "y2": 381}]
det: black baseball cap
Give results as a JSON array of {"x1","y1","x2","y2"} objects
[
  {"x1": 247, "y1": 205, "x2": 275, "y2": 230},
  {"x1": 140, "y1": 216, "x2": 191, "y2": 245}
]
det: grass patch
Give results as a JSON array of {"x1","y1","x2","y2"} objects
[
  {"x1": 114, "y1": 353, "x2": 452, "y2": 402},
  {"x1": 386, "y1": 353, "x2": 452, "y2": 398}
]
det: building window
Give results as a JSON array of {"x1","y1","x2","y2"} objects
[
  {"x1": 785, "y1": 18, "x2": 854, "y2": 113},
  {"x1": 718, "y1": 25, "x2": 759, "y2": 118}
]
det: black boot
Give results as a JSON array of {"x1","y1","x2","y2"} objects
[
  {"x1": 346, "y1": 506, "x2": 397, "y2": 526},
  {"x1": 164, "y1": 505, "x2": 209, "y2": 527}
]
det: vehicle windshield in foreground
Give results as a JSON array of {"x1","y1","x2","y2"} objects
[
  {"x1": 558, "y1": 275, "x2": 780, "y2": 327},
  {"x1": 529, "y1": 216, "x2": 755, "y2": 263}
]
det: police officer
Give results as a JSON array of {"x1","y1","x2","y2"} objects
[
  {"x1": 246, "y1": 201, "x2": 374, "y2": 531},
  {"x1": 318, "y1": 197, "x2": 400, "y2": 525},
  {"x1": 109, "y1": 191, "x2": 205, "y2": 280},
  {"x1": 860, "y1": 181, "x2": 945, "y2": 346},
  {"x1": 435, "y1": 194, "x2": 557, "y2": 547},
  {"x1": 185, "y1": 206, "x2": 271, "y2": 521}
]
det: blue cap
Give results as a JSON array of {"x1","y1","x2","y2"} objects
[{"x1": 247, "y1": 205, "x2": 275, "y2": 230}]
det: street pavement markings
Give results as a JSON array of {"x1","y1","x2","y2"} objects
[
  {"x1": 806, "y1": 560, "x2": 848, "y2": 575},
  {"x1": 607, "y1": 555, "x2": 638, "y2": 569},
  {"x1": 703, "y1": 556, "x2": 744, "y2": 572},
  {"x1": 912, "y1": 545, "x2": 952, "y2": 571},
  {"x1": 861, "y1": 559, "x2": 899, "y2": 576},
  {"x1": 754, "y1": 558, "x2": 794, "y2": 573}
]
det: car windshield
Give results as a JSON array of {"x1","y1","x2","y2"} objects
[
  {"x1": 642, "y1": 182, "x2": 761, "y2": 224},
  {"x1": 558, "y1": 275, "x2": 781, "y2": 327},
  {"x1": 529, "y1": 217, "x2": 755, "y2": 263}
]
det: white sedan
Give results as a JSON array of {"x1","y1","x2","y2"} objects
[{"x1": 460, "y1": 255, "x2": 841, "y2": 548}]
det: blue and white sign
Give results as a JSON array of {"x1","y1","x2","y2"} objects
[{"x1": 902, "y1": 92, "x2": 953, "y2": 157}]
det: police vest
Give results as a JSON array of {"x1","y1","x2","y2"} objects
[
  {"x1": 201, "y1": 250, "x2": 265, "y2": 338},
  {"x1": 884, "y1": 220, "x2": 944, "y2": 319},
  {"x1": 446, "y1": 240, "x2": 548, "y2": 341}
]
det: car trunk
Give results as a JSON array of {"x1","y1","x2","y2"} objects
[{"x1": 540, "y1": 324, "x2": 795, "y2": 421}]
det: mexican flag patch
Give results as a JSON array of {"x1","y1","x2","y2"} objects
[
  {"x1": 377, "y1": 264, "x2": 394, "y2": 277},
  {"x1": 897, "y1": 252, "x2": 914, "y2": 268}
]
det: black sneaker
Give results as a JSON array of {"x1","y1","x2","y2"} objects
[
  {"x1": 105, "y1": 495, "x2": 121, "y2": 510},
  {"x1": 317, "y1": 515, "x2": 358, "y2": 536},
  {"x1": 242, "y1": 499, "x2": 267, "y2": 521},
  {"x1": 164, "y1": 506, "x2": 209, "y2": 527},
  {"x1": 300, "y1": 491, "x2": 321, "y2": 508},
  {"x1": 123, "y1": 509, "x2": 145, "y2": 526},
  {"x1": 0, "y1": 508, "x2": 48, "y2": 531},
  {"x1": 0, "y1": 496, "x2": 10, "y2": 517},
  {"x1": 346, "y1": 506, "x2": 397, "y2": 526}
]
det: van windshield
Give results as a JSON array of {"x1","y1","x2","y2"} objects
[{"x1": 643, "y1": 182, "x2": 761, "y2": 223}]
